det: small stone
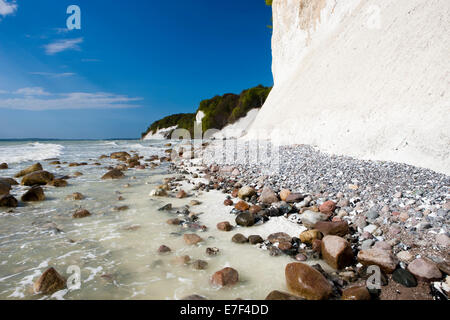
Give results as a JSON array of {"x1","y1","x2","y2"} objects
[
  {"x1": 341, "y1": 286, "x2": 371, "y2": 300},
  {"x1": 101, "y1": 169, "x2": 125, "y2": 180},
  {"x1": 235, "y1": 212, "x2": 255, "y2": 227},
  {"x1": 206, "y1": 247, "x2": 219, "y2": 256},
  {"x1": 47, "y1": 179, "x2": 68, "y2": 188},
  {"x1": 249, "y1": 205, "x2": 262, "y2": 215},
  {"x1": 65, "y1": 192, "x2": 84, "y2": 200},
  {"x1": 192, "y1": 260, "x2": 208, "y2": 270},
  {"x1": 407, "y1": 258, "x2": 442, "y2": 281},
  {"x1": 392, "y1": 268, "x2": 417, "y2": 287},
  {"x1": 158, "y1": 245, "x2": 171, "y2": 254},
  {"x1": 183, "y1": 234, "x2": 203, "y2": 245},
  {"x1": 295, "y1": 253, "x2": 307, "y2": 261},
  {"x1": 285, "y1": 193, "x2": 304, "y2": 203},
  {"x1": 268, "y1": 232, "x2": 292, "y2": 244},
  {"x1": 217, "y1": 221, "x2": 233, "y2": 232},
  {"x1": 279, "y1": 189, "x2": 291, "y2": 201},
  {"x1": 321, "y1": 235, "x2": 354, "y2": 270},
  {"x1": 299, "y1": 230, "x2": 323, "y2": 244},
  {"x1": 176, "y1": 190, "x2": 187, "y2": 199},
  {"x1": 73, "y1": 209, "x2": 91, "y2": 219},
  {"x1": 232, "y1": 233, "x2": 248, "y2": 244},
  {"x1": 285, "y1": 263, "x2": 333, "y2": 300},
  {"x1": 397, "y1": 251, "x2": 414, "y2": 262},
  {"x1": 0, "y1": 194, "x2": 18, "y2": 207},
  {"x1": 248, "y1": 235, "x2": 264, "y2": 244},
  {"x1": 211, "y1": 267, "x2": 239, "y2": 287},
  {"x1": 173, "y1": 255, "x2": 191, "y2": 265},
  {"x1": 278, "y1": 241, "x2": 292, "y2": 251},
  {"x1": 189, "y1": 200, "x2": 201, "y2": 206},
  {"x1": 357, "y1": 248, "x2": 398, "y2": 274},
  {"x1": 0, "y1": 163, "x2": 8, "y2": 169},
  {"x1": 259, "y1": 186, "x2": 279, "y2": 204},
  {"x1": 33, "y1": 267, "x2": 66, "y2": 294},
  {"x1": 319, "y1": 200, "x2": 336, "y2": 215},
  {"x1": 224, "y1": 199, "x2": 233, "y2": 206},
  {"x1": 238, "y1": 186, "x2": 255, "y2": 199},
  {"x1": 167, "y1": 218, "x2": 182, "y2": 225},
  {"x1": 300, "y1": 210, "x2": 329, "y2": 228},
  {"x1": 234, "y1": 200, "x2": 249, "y2": 211},
  {"x1": 399, "y1": 212, "x2": 409, "y2": 222}
]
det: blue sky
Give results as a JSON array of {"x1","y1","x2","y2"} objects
[{"x1": 0, "y1": 0, "x2": 273, "y2": 139}]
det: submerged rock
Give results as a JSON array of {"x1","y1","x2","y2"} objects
[
  {"x1": 73, "y1": 209, "x2": 91, "y2": 219},
  {"x1": 0, "y1": 163, "x2": 8, "y2": 169},
  {"x1": 15, "y1": 163, "x2": 43, "y2": 178},
  {"x1": 217, "y1": 221, "x2": 233, "y2": 231},
  {"x1": 21, "y1": 186, "x2": 45, "y2": 202},
  {"x1": 232, "y1": 233, "x2": 248, "y2": 244},
  {"x1": 183, "y1": 233, "x2": 203, "y2": 245},
  {"x1": 33, "y1": 267, "x2": 66, "y2": 295},
  {"x1": 65, "y1": 192, "x2": 84, "y2": 201},
  {"x1": 21, "y1": 171, "x2": 54, "y2": 186},
  {"x1": 0, "y1": 194, "x2": 18, "y2": 207},
  {"x1": 47, "y1": 179, "x2": 68, "y2": 187},
  {"x1": 101, "y1": 169, "x2": 125, "y2": 180},
  {"x1": 0, "y1": 181, "x2": 11, "y2": 195}
]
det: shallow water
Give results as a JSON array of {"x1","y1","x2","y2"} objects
[{"x1": 0, "y1": 140, "x2": 326, "y2": 300}]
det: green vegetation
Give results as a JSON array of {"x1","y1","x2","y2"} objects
[{"x1": 141, "y1": 85, "x2": 272, "y2": 139}]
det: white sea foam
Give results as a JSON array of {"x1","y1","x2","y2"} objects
[{"x1": 0, "y1": 142, "x2": 64, "y2": 164}]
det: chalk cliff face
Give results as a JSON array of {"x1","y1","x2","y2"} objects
[{"x1": 247, "y1": 0, "x2": 450, "y2": 174}]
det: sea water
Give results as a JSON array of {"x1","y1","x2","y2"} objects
[{"x1": 0, "y1": 140, "x2": 324, "y2": 300}]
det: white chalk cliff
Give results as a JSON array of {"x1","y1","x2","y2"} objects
[{"x1": 246, "y1": 0, "x2": 450, "y2": 174}]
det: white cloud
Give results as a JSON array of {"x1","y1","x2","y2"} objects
[
  {"x1": 14, "y1": 87, "x2": 50, "y2": 96},
  {"x1": 0, "y1": 90, "x2": 142, "y2": 110},
  {"x1": 44, "y1": 38, "x2": 83, "y2": 55},
  {"x1": 0, "y1": 0, "x2": 17, "y2": 17},
  {"x1": 29, "y1": 72, "x2": 76, "y2": 78}
]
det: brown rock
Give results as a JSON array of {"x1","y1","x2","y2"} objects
[
  {"x1": 0, "y1": 194, "x2": 18, "y2": 207},
  {"x1": 314, "y1": 221, "x2": 349, "y2": 236},
  {"x1": 15, "y1": 163, "x2": 43, "y2": 178},
  {"x1": 278, "y1": 241, "x2": 292, "y2": 251},
  {"x1": 211, "y1": 267, "x2": 239, "y2": 287},
  {"x1": 249, "y1": 205, "x2": 262, "y2": 215},
  {"x1": 217, "y1": 221, "x2": 233, "y2": 232},
  {"x1": 167, "y1": 218, "x2": 182, "y2": 225},
  {"x1": 285, "y1": 263, "x2": 333, "y2": 300},
  {"x1": 232, "y1": 233, "x2": 248, "y2": 244},
  {"x1": 248, "y1": 235, "x2": 264, "y2": 244},
  {"x1": 299, "y1": 229, "x2": 323, "y2": 244},
  {"x1": 206, "y1": 247, "x2": 220, "y2": 256},
  {"x1": 192, "y1": 260, "x2": 208, "y2": 270},
  {"x1": 0, "y1": 163, "x2": 8, "y2": 169},
  {"x1": 0, "y1": 177, "x2": 19, "y2": 186},
  {"x1": 21, "y1": 171, "x2": 54, "y2": 186},
  {"x1": 224, "y1": 199, "x2": 233, "y2": 206},
  {"x1": 265, "y1": 290, "x2": 304, "y2": 300},
  {"x1": 183, "y1": 233, "x2": 203, "y2": 245},
  {"x1": 319, "y1": 200, "x2": 336, "y2": 215},
  {"x1": 357, "y1": 248, "x2": 399, "y2": 274},
  {"x1": 285, "y1": 193, "x2": 304, "y2": 203},
  {"x1": 66, "y1": 192, "x2": 84, "y2": 200},
  {"x1": 321, "y1": 235, "x2": 354, "y2": 270},
  {"x1": 176, "y1": 190, "x2": 187, "y2": 199},
  {"x1": 110, "y1": 152, "x2": 130, "y2": 159},
  {"x1": 237, "y1": 186, "x2": 256, "y2": 199},
  {"x1": 21, "y1": 186, "x2": 45, "y2": 202},
  {"x1": 312, "y1": 239, "x2": 322, "y2": 253},
  {"x1": 33, "y1": 267, "x2": 66, "y2": 294},
  {"x1": 341, "y1": 285, "x2": 371, "y2": 300},
  {"x1": 158, "y1": 245, "x2": 171, "y2": 254},
  {"x1": 0, "y1": 181, "x2": 10, "y2": 195},
  {"x1": 279, "y1": 189, "x2": 291, "y2": 201},
  {"x1": 173, "y1": 255, "x2": 191, "y2": 265},
  {"x1": 259, "y1": 186, "x2": 279, "y2": 204},
  {"x1": 101, "y1": 169, "x2": 125, "y2": 180},
  {"x1": 47, "y1": 179, "x2": 68, "y2": 187},
  {"x1": 268, "y1": 232, "x2": 292, "y2": 244},
  {"x1": 407, "y1": 258, "x2": 442, "y2": 281},
  {"x1": 234, "y1": 200, "x2": 249, "y2": 211},
  {"x1": 73, "y1": 209, "x2": 91, "y2": 219}
]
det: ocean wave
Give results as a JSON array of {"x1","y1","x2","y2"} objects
[{"x1": 0, "y1": 142, "x2": 64, "y2": 164}]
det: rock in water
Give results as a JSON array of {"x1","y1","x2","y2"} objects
[
  {"x1": 0, "y1": 194, "x2": 18, "y2": 207},
  {"x1": 21, "y1": 186, "x2": 45, "y2": 202},
  {"x1": 268, "y1": 232, "x2": 292, "y2": 244},
  {"x1": 73, "y1": 209, "x2": 91, "y2": 219},
  {"x1": 183, "y1": 233, "x2": 203, "y2": 245},
  {"x1": 176, "y1": 190, "x2": 187, "y2": 198},
  {"x1": 341, "y1": 286, "x2": 371, "y2": 300},
  {"x1": 265, "y1": 290, "x2": 304, "y2": 300},
  {"x1": 66, "y1": 192, "x2": 84, "y2": 200},
  {"x1": 15, "y1": 163, "x2": 43, "y2": 178},
  {"x1": 357, "y1": 248, "x2": 398, "y2": 274},
  {"x1": 0, "y1": 181, "x2": 11, "y2": 195},
  {"x1": 248, "y1": 235, "x2": 264, "y2": 244},
  {"x1": 217, "y1": 221, "x2": 233, "y2": 232},
  {"x1": 0, "y1": 178, "x2": 19, "y2": 186},
  {"x1": 235, "y1": 212, "x2": 255, "y2": 227},
  {"x1": 211, "y1": 267, "x2": 239, "y2": 287},
  {"x1": 232, "y1": 233, "x2": 248, "y2": 244},
  {"x1": 21, "y1": 171, "x2": 54, "y2": 186},
  {"x1": 407, "y1": 258, "x2": 442, "y2": 281},
  {"x1": 101, "y1": 169, "x2": 125, "y2": 180},
  {"x1": 47, "y1": 179, "x2": 68, "y2": 187},
  {"x1": 392, "y1": 268, "x2": 417, "y2": 287},
  {"x1": 285, "y1": 263, "x2": 333, "y2": 300},
  {"x1": 33, "y1": 267, "x2": 66, "y2": 294},
  {"x1": 259, "y1": 186, "x2": 279, "y2": 204},
  {"x1": 321, "y1": 235, "x2": 354, "y2": 270},
  {"x1": 0, "y1": 163, "x2": 8, "y2": 169},
  {"x1": 237, "y1": 186, "x2": 255, "y2": 199}
]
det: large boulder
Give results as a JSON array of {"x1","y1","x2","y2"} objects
[
  {"x1": 259, "y1": 187, "x2": 279, "y2": 204},
  {"x1": 33, "y1": 267, "x2": 66, "y2": 294},
  {"x1": 211, "y1": 267, "x2": 239, "y2": 287},
  {"x1": 321, "y1": 235, "x2": 354, "y2": 270},
  {"x1": 0, "y1": 194, "x2": 18, "y2": 207},
  {"x1": 101, "y1": 169, "x2": 125, "y2": 180},
  {"x1": 0, "y1": 181, "x2": 11, "y2": 195},
  {"x1": 407, "y1": 258, "x2": 442, "y2": 281},
  {"x1": 0, "y1": 177, "x2": 19, "y2": 186},
  {"x1": 15, "y1": 163, "x2": 43, "y2": 178},
  {"x1": 285, "y1": 263, "x2": 333, "y2": 300},
  {"x1": 238, "y1": 186, "x2": 256, "y2": 199},
  {"x1": 21, "y1": 186, "x2": 45, "y2": 202},
  {"x1": 21, "y1": 171, "x2": 54, "y2": 186},
  {"x1": 357, "y1": 248, "x2": 399, "y2": 274}
]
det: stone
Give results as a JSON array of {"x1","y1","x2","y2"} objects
[
  {"x1": 341, "y1": 286, "x2": 371, "y2": 300},
  {"x1": 65, "y1": 192, "x2": 84, "y2": 200},
  {"x1": 235, "y1": 212, "x2": 255, "y2": 227},
  {"x1": 176, "y1": 190, "x2": 187, "y2": 199},
  {"x1": 259, "y1": 187, "x2": 279, "y2": 204},
  {"x1": 0, "y1": 194, "x2": 18, "y2": 207},
  {"x1": 224, "y1": 199, "x2": 233, "y2": 206},
  {"x1": 312, "y1": 239, "x2": 322, "y2": 252},
  {"x1": 238, "y1": 186, "x2": 255, "y2": 199},
  {"x1": 21, "y1": 171, "x2": 54, "y2": 186},
  {"x1": 15, "y1": 163, "x2": 43, "y2": 178},
  {"x1": 234, "y1": 200, "x2": 249, "y2": 211},
  {"x1": 0, "y1": 177, "x2": 19, "y2": 186},
  {"x1": 392, "y1": 268, "x2": 417, "y2": 287},
  {"x1": 279, "y1": 189, "x2": 291, "y2": 201},
  {"x1": 285, "y1": 263, "x2": 333, "y2": 300},
  {"x1": 21, "y1": 186, "x2": 45, "y2": 202},
  {"x1": 319, "y1": 200, "x2": 336, "y2": 215},
  {"x1": 173, "y1": 255, "x2": 191, "y2": 265},
  {"x1": 73, "y1": 209, "x2": 91, "y2": 219},
  {"x1": 321, "y1": 235, "x2": 354, "y2": 270},
  {"x1": 248, "y1": 235, "x2": 264, "y2": 244},
  {"x1": 112, "y1": 205, "x2": 129, "y2": 212},
  {"x1": 357, "y1": 248, "x2": 399, "y2": 274},
  {"x1": 407, "y1": 258, "x2": 442, "y2": 281},
  {"x1": 192, "y1": 260, "x2": 208, "y2": 270},
  {"x1": 217, "y1": 221, "x2": 233, "y2": 232},
  {"x1": 265, "y1": 290, "x2": 304, "y2": 300},
  {"x1": 158, "y1": 245, "x2": 171, "y2": 254},
  {"x1": 436, "y1": 234, "x2": 450, "y2": 248},
  {"x1": 314, "y1": 221, "x2": 349, "y2": 236},
  {"x1": 181, "y1": 295, "x2": 207, "y2": 300},
  {"x1": 167, "y1": 218, "x2": 182, "y2": 225},
  {"x1": 33, "y1": 267, "x2": 66, "y2": 295},
  {"x1": 101, "y1": 169, "x2": 125, "y2": 180},
  {"x1": 211, "y1": 267, "x2": 239, "y2": 287},
  {"x1": 47, "y1": 179, "x2": 68, "y2": 187},
  {"x1": 110, "y1": 151, "x2": 130, "y2": 159},
  {"x1": 0, "y1": 163, "x2": 7, "y2": 169},
  {"x1": 285, "y1": 193, "x2": 304, "y2": 203},
  {"x1": 268, "y1": 232, "x2": 292, "y2": 244},
  {"x1": 295, "y1": 253, "x2": 307, "y2": 261},
  {"x1": 249, "y1": 205, "x2": 262, "y2": 215},
  {"x1": 278, "y1": 241, "x2": 292, "y2": 251},
  {"x1": 300, "y1": 210, "x2": 329, "y2": 228},
  {"x1": 299, "y1": 230, "x2": 323, "y2": 244},
  {"x1": 397, "y1": 251, "x2": 414, "y2": 262},
  {"x1": 373, "y1": 241, "x2": 391, "y2": 251},
  {"x1": 183, "y1": 233, "x2": 203, "y2": 245},
  {"x1": 206, "y1": 247, "x2": 219, "y2": 256},
  {"x1": 0, "y1": 181, "x2": 10, "y2": 195},
  {"x1": 232, "y1": 233, "x2": 248, "y2": 244}
]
